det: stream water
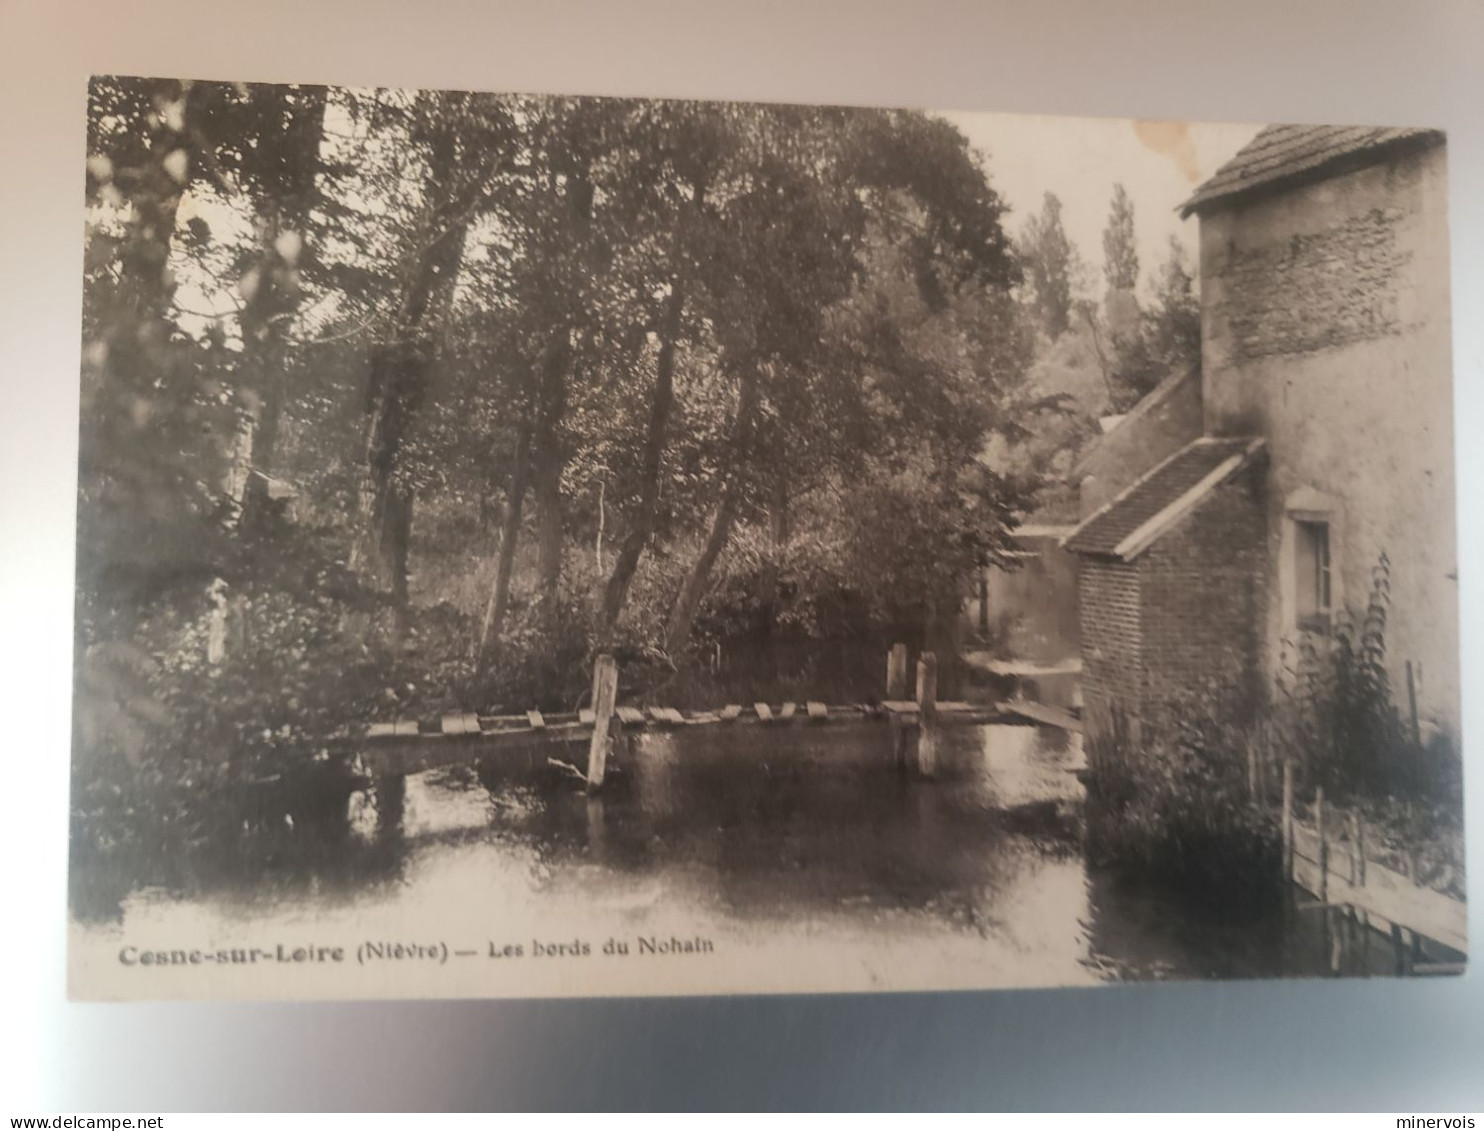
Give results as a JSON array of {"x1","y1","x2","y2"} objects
[{"x1": 69, "y1": 722, "x2": 1393, "y2": 997}]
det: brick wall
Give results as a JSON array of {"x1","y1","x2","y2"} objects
[
  {"x1": 1077, "y1": 464, "x2": 1267, "y2": 736},
  {"x1": 1139, "y1": 465, "x2": 1267, "y2": 723},
  {"x1": 1078, "y1": 557, "x2": 1142, "y2": 730},
  {"x1": 1221, "y1": 207, "x2": 1411, "y2": 363}
]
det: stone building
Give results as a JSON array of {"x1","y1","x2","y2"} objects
[{"x1": 1065, "y1": 125, "x2": 1457, "y2": 742}]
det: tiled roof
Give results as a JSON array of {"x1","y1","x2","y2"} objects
[
  {"x1": 1063, "y1": 437, "x2": 1263, "y2": 559},
  {"x1": 1179, "y1": 125, "x2": 1443, "y2": 217}
]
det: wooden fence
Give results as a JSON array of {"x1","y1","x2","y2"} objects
[{"x1": 1278, "y1": 764, "x2": 1467, "y2": 971}]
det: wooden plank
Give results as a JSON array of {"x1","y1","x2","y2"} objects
[
  {"x1": 882, "y1": 699, "x2": 919, "y2": 715},
  {"x1": 393, "y1": 719, "x2": 419, "y2": 737},
  {"x1": 662, "y1": 707, "x2": 686, "y2": 725},
  {"x1": 526, "y1": 710, "x2": 546, "y2": 731},
  {"x1": 367, "y1": 722, "x2": 397, "y2": 739},
  {"x1": 440, "y1": 713, "x2": 466, "y2": 736},
  {"x1": 647, "y1": 706, "x2": 677, "y2": 726},
  {"x1": 578, "y1": 709, "x2": 595, "y2": 725},
  {"x1": 361, "y1": 721, "x2": 590, "y2": 771},
  {"x1": 754, "y1": 702, "x2": 773, "y2": 721},
  {"x1": 780, "y1": 702, "x2": 798, "y2": 721},
  {"x1": 720, "y1": 704, "x2": 743, "y2": 721},
  {"x1": 806, "y1": 701, "x2": 828, "y2": 721},
  {"x1": 998, "y1": 699, "x2": 1082, "y2": 733},
  {"x1": 616, "y1": 707, "x2": 645, "y2": 726},
  {"x1": 1291, "y1": 829, "x2": 1466, "y2": 955},
  {"x1": 963, "y1": 655, "x2": 1083, "y2": 678},
  {"x1": 462, "y1": 712, "x2": 481, "y2": 735}
]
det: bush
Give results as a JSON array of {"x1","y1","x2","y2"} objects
[
  {"x1": 1274, "y1": 553, "x2": 1462, "y2": 818},
  {"x1": 1085, "y1": 703, "x2": 1282, "y2": 911}
]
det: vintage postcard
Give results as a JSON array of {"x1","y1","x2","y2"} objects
[{"x1": 69, "y1": 76, "x2": 1464, "y2": 1001}]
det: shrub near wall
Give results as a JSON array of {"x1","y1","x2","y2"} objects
[
  {"x1": 1084, "y1": 693, "x2": 1283, "y2": 912},
  {"x1": 1085, "y1": 555, "x2": 1464, "y2": 909}
]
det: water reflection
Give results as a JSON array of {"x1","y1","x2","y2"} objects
[{"x1": 70, "y1": 722, "x2": 1384, "y2": 986}]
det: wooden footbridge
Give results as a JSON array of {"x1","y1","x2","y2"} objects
[{"x1": 345, "y1": 645, "x2": 1075, "y2": 789}]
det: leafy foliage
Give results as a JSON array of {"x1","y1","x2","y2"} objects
[
  {"x1": 1108, "y1": 236, "x2": 1201, "y2": 409},
  {"x1": 1086, "y1": 554, "x2": 1464, "y2": 906},
  {"x1": 75, "y1": 81, "x2": 1038, "y2": 824},
  {"x1": 1085, "y1": 702, "x2": 1283, "y2": 911},
  {"x1": 1273, "y1": 553, "x2": 1463, "y2": 817},
  {"x1": 1101, "y1": 183, "x2": 1139, "y2": 294},
  {"x1": 1018, "y1": 192, "x2": 1076, "y2": 339}
]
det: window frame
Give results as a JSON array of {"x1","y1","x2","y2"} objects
[
  {"x1": 1292, "y1": 515, "x2": 1333, "y2": 633},
  {"x1": 1284, "y1": 485, "x2": 1343, "y2": 638}
]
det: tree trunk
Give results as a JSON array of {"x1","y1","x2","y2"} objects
[
  {"x1": 532, "y1": 334, "x2": 571, "y2": 603},
  {"x1": 348, "y1": 198, "x2": 470, "y2": 636},
  {"x1": 664, "y1": 369, "x2": 759, "y2": 655},
  {"x1": 238, "y1": 85, "x2": 327, "y2": 483},
  {"x1": 529, "y1": 157, "x2": 593, "y2": 605},
  {"x1": 477, "y1": 422, "x2": 531, "y2": 662},
  {"x1": 758, "y1": 469, "x2": 790, "y2": 631},
  {"x1": 664, "y1": 493, "x2": 739, "y2": 658},
  {"x1": 597, "y1": 281, "x2": 685, "y2": 634}
]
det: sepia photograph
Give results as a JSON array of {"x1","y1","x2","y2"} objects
[{"x1": 68, "y1": 75, "x2": 1464, "y2": 1002}]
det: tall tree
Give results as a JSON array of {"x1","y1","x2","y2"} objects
[
  {"x1": 664, "y1": 108, "x2": 1025, "y2": 654},
  {"x1": 230, "y1": 84, "x2": 329, "y2": 489},
  {"x1": 79, "y1": 78, "x2": 235, "y2": 628},
  {"x1": 1020, "y1": 192, "x2": 1074, "y2": 339},
  {"x1": 347, "y1": 90, "x2": 518, "y2": 637},
  {"x1": 593, "y1": 102, "x2": 736, "y2": 637},
  {"x1": 1146, "y1": 234, "x2": 1201, "y2": 373},
  {"x1": 1109, "y1": 235, "x2": 1202, "y2": 407},
  {"x1": 1101, "y1": 183, "x2": 1139, "y2": 295}
]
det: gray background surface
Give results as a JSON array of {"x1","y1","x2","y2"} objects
[{"x1": 2, "y1": 0, "x2": 1481, "y2": 1110}]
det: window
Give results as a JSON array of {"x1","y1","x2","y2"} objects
[{"x1": 1295, "y1": 519, "x2": 1332, "y2": 630}]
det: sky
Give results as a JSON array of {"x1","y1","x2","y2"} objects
[{"x1": 938, "y1": 109, "x2": 1262, "y2": 296}]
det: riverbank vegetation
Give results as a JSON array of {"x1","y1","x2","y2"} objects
[{"x1": 1085, "y1": 557, "x2": 1465, "y2": 906}]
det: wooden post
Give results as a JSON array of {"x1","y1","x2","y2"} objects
[
  {"x1": 374, "y1": 773, "x2": 406, "y2": 841},
  {"x1": 916, "y1": 652, "x2": 939, "y2": 778},
  {"x1": 888, "y1": 644, "x2": 909, "y2": 768},
  {"x1": 586, "y1": 653, "x2": 619, "y2": 791},
  {"x1": 1406, "y1": 660, "x2": 1422, "y2": 750},
  {"x1": 977, "y1": 569, "x2": 990, "y2": 636},
  {"x1": 1281, "y1": 760, "x2": 1295, "y2": 882},
  {"x1": 887, "y1": 644, "x2": 908, "y2": 699},
  {"x1": 1315, "y1": 785, "x2": 1328, "y2": 904},
  {"x1": 1351, "y1": 813, "x2": 1365, "y2": 887}
]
